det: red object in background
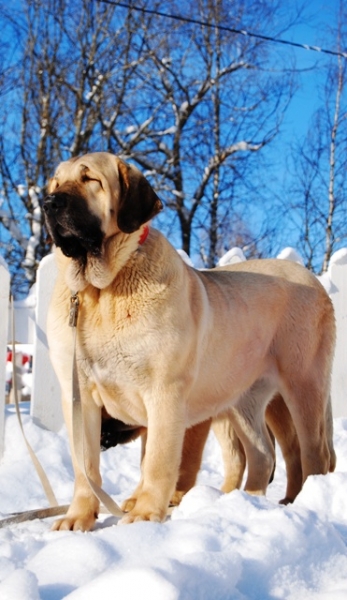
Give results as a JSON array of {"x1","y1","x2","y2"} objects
[{"x1": 6, "y1": 351, "x2": 30, "y2": 366}]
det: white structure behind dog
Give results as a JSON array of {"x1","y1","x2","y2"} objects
[
  {"x1": 30, "y1": 255, "x2": 62, "y2": 432},
  {"x1": 0, "y1": 258, "x2": 10, "y2": 458}
]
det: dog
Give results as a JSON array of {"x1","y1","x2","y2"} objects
[
  {"x1": 44, "y1": 152, "x2": 336, "y2": 531},
  {"x1": 100, "y1": 404, "x2": 284, "y2": 510}
]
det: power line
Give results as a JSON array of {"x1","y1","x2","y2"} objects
[{"x1": 97, "y1": 0, "x2": 347, "y2": 59}]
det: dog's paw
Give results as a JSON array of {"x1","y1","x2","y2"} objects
[
  {"x1": 51, "y1": 512, "x2": 97, "y2": 532},
  {"x1": 118, "y1": 491, "x2": 167, "y2": 524},
  {"x1": 169, "y1": 490, "x2": 185, "y2": 506},
  {"x1": 121, "y1": 497, "x2": 137, "y2": 513},
  {"x1": 118, "y1": 509, "x2": 164, "y2": 525},
  {"x1": 279, "y1": 496, "x2": 294, "y2": 505},
  {"x1": 51, "y1": 500, "x2": 98, "y2": 532}
]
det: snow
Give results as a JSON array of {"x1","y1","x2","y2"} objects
[
  {"x1": 276, "y1": 247, "x2": 305, "y2": 265},
  {"x1": 17, "y1": 185, "x2": 26, "y2": 198},
  {"x1": 0, "y1": 404, "x2": 346, "y2": 600},
  {"x1": 218, "y1": 247, "x2": 246, "y2": 266},
  {"x1": 329, "y1": 248, "x2": 347, "y2": 266},
  {"x1": 22, "y1": 188, "x2": 42, "y2": 279},
  {"x1": 0, "y1": 208, "x2": 28, "y2": 248},
  {"x1": 176, "y1": 249, "x2": 194, "y2": 266}
]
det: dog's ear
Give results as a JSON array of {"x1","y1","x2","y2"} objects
[{"x1": 117, "y1": 160, "x2": 163, "y2": 233}]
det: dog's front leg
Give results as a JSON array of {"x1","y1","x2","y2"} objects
[
  {"x1": 120, "y1": 404, "x2": 186, "y2": 524},
  {"x1": 52, "y1": 392, "x2": 102, "y2": 532}
]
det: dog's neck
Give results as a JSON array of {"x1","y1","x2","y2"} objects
[{"x1": 64, "y1": 224, "x2": 150, "y2": 291}]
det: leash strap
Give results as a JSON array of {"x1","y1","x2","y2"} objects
[
  {"x1": 0, "y1": 505, "x2": 70, "y2": 528},
  {"x1": 0, "y1": 297, "x2": 65, "y2": 528},
  {"x1": 0, "y1": 293, "x2": 124, "y2": 528},
  {"x1": 10, "y1": 295, "x2": 59, "y2": 508},
  {"x1": 70, "y1": 293, "x2": 125, "y2": 518}
]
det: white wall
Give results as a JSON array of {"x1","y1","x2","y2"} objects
[{"x1": 329, "y1": 250, "x2": 347, "y2": 418}]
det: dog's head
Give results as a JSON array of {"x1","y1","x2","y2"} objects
[{"x1": 43, "y1": 153, "x2": 163, "y2": 262}]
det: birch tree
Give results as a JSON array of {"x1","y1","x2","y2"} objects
[{"x1": 289, "y1": 2, "x2": 347, "y2": 273}]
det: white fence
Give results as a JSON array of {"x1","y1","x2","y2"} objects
[
  {"x1": 0, "y1": 260, "x2": 10, "y2": 459},
  {"x1": 0, "y1": 248, "x2": 346, "y2": 460}
]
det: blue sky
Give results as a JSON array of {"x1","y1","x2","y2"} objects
[
  {"x1": 245, "y1": 0, "x2": 343, "y2": 260},
  {"x1": 280, "y1": 1, "x2": 339, "y2": 143},
  {"x1": 1, "y1": 0, "x2": 343, "y2": 283}
]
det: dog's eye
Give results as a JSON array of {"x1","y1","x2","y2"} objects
[{"x1": 82, "y1": 174, "x2": 103, "y2": 189}]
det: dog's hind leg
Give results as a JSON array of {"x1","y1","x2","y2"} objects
[
  {"x1": 171, "y1": 419, "x2": 212, "y2": 505},
  {"x1": 212, "y1": 416, "x2": 275, "y2": 492},
  {"x1": 229, "y1": 378, "x2": 276, "y2": 496},
  {"x1": 265, "y1": 393, "x2": 303, "y2": 504},
  {"x1": 281, "y1": 378, "x2": 332, "y2": 486},
  {"x1": 212, "y1": 413, "x2": 246, "y2": 493},
  {"x1": 278, "y1": 296, "x2": 336, "y2": 491}
]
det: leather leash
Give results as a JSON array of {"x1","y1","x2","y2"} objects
[
  {"x1": 69, "y1": 292, "x2": 124, "y2": 518},
  {"x1": 10, "y1": 295, "x2": 59, "y2": 507},
  {"x1": 0, "y1": 296, "x2": 69, "y2": 528},
  {"x1": 0, "y1": 294, "x2": 123, "y2": 528}
]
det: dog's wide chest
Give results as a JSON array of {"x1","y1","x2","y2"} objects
[{"x1": 78, "y1": 328, "x2": 152, "y2": 425}]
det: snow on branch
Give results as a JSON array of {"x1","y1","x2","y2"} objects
[
  {"x1": 21, "y1": 187, "x2": 43, "y2": 282},
  {"x1": 191, "y1": 139, "x2": 264, "y2": 208},
  {"x1": 0, "y1": 209, "x2": 28, "y2": 249}
]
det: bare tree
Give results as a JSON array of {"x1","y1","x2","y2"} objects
[
  {"x1": 102, "y1": 0, "x2": 297, "y2": 262},
  {"x1": 0, "y1": 0, "x2": 301, "y2": 295},
  {"x1": 289, "y1": 2, "x2": 347, "y2": 273},
  {"x1": 0, "y1": 0, "x2": 145, "y2": 294}
]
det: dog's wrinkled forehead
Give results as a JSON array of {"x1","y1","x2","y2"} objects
[{"x1": 53, "y1": 152, "x2": 122, "y2": 196}]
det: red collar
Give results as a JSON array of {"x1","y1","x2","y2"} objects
[{"x1": 139, "y1": 224, "x2": 149, "y2": 245}]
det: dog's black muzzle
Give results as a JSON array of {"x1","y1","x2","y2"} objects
[
  {"x1": 43, "y1": 191, "x2": 104, "y2": 259},
  {"x1": 43, "y1": 193, "x2": 67, "y2": 216}
]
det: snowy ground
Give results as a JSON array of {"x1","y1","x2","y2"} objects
[{"x1": 0, "y1": 404, "x2": 347, "y2": 600}]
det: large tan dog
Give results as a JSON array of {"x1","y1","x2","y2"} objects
[{"x1": 44, "y1": 152, "x2": 336, "y2": 531}]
